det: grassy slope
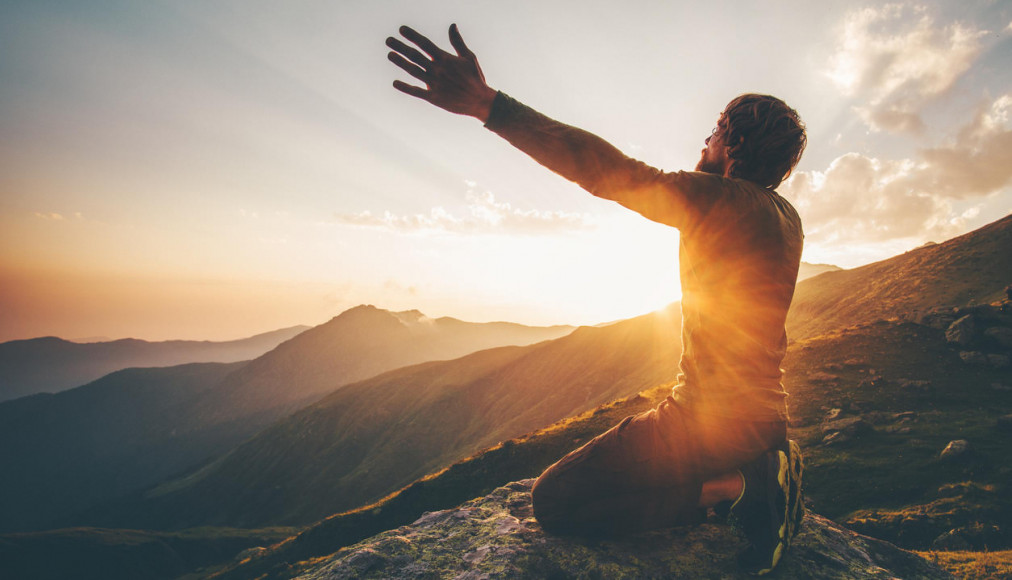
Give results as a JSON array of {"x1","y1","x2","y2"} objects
[{"x1": 787, "y1": 213, "x2": 1012, "y2": 340}]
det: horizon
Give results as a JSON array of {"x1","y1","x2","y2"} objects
[{"x1": 2, "y1": 1, "x2": 1011, "y2": 342}]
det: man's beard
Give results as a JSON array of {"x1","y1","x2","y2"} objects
[{"x1": 695, "y1": 155, "x2": 722, "y2": 175}]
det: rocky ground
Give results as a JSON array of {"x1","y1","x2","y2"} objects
[{"x1": 290, "y1": 480, "x2": 952, "y2": 580}]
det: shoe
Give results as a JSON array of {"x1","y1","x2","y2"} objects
[
  {"x1": 786, "y1": 439, "x2": 805, "y2": 542},
  {"x1": 729, "y1": 442, "x2": 790, "y2": 576}
]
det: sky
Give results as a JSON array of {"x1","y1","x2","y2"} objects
[{"x1": 1, "y1": 0, "x2": 1011, "y2": 342}]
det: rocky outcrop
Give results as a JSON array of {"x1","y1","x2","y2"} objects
[{"x1": 293, "y1": 480, "x2": 952, "y2": 579}]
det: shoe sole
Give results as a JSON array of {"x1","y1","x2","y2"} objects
[
  {"x1": 787, "y1": 439, "x2": 805, "y2": 543},
  {"x1": 753, "y1": 447, "x2": 789, "y2": 576}
]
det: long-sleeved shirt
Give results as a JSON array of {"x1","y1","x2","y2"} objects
[{"x1": 485, "y1": 92, "x2": 803, "y2": 421}]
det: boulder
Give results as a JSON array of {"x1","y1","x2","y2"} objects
[
  {"x1": 825, "y1": 408, "x2": 843, "y2": 421},
  {"x1": 822, "y1": 416, "x2": 874, "y2": 438},
  {"x1": 940, "y1": 440, "x2": 970, "y2": 460},
  {"x1": 958, "y1": 351, "x2": 987, "y2": 365},
  {"x1": 295, "y1": 480, "x2": 953, "y2": 579},
  {"x1": 945, "y1": 315, "x2": 977, "y2": 345}
]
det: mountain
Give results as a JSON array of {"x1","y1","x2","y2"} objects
[
  {"x1": 0, "y1": 325, "x2": 310, "y2": 402},
  {"x1": 74, "y1": 306, "x2": 682, "y2": 531},
  {"x1": 1, "y1": 306, "x2": 574, "y2": 533},
  {"x1": 797, "y1": 261, "x2": 842, "y2": 281},
  {"x1": 0, "y1": 362, "x2": 247, "y2": 533},
  {"x1": 788, "y1": 213, "x2": 1012, "y2": 340}
]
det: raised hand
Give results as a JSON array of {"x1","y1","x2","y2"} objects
[{"x1": 386, "y1": 24, "x2": 497, "y2": 121}]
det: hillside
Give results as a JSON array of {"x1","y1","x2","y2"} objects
[
  {"x1": 2, "y1": 306, "x2": 573, "y2": 533},
  {"x1": 0, "y1": 362, "x2": 246, "y2": 533},
  {"x1": 0, "y1": 326, "x2": 309, "y2": 402},
  {"x1": 76, "y1": 306, "x2": 682, "y2": 531},
  {"x1": 788, "y1": 213, "x2": 1012, "y2": 340}
]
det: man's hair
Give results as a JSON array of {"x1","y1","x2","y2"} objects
[{"x1": 721, "y1": 94, "x2": 807, "y2": 189}]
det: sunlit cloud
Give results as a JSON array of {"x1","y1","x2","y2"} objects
[
  {"x1": 781, "y1": 94, "x2": 1012, "y2": 250},
  {"x1": 828, "y1": 4, "x2": 988, "y2": 133},
  {"x1": 33, "y1": 212, "x2": 83, "y2": 221},
  {"x1": 334, "y1": 190, "x2": 595, "y2": 235}
]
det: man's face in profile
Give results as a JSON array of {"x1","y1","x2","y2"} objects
[{"x1": 696, "y1": 116, "x2": 729, "y2": 176}]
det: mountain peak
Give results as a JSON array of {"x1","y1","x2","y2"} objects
[{"x1": 290, "y1": 479, "x2": 951, "y2": 579}]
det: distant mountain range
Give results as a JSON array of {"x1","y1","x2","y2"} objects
[
  {"x1": 70, "y1": 306, "x2": 681, "y2": 531},
  {"x1": 0, "y1": 326, "x2": 310, "y2": 402},
  {"x1": 0, "y1": 308, "x2": 573, "y2": 533}
]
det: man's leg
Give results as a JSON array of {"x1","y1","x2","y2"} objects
[
  {"x1": 531, "y1": 398, "x2": 707, "y2": 536},
  {"x1": 531, "y1": 397, "x2": 787, "y2": 537}
]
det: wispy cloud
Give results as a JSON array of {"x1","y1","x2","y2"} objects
[
  {"x1": 781, "y1": 94, "x2": 1012, "y2": 246},
  {"x1": 828, "y1": 4, "x2": 988, "y2": 133},
  {"x1": 33, "y1": 212, "x2": 83, "y2": 221},
  {"x1": 334, "y1": 190, "x2": 595, "y2": 235}
]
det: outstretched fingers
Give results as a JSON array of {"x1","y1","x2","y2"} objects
[
  {"x1": 387, "y1": 51, "x2": 427, "y2": 83},
  {"x1": 386, "y1": 36, "x2": 430, "y2": 69},
  {"x1": 392, "y1": 80, "x2": 430, "y2": 102},
  {"x1": 399, "y1": 25, "x2": 445, "y2": 59},
  {"x1": 448, "y1": 23, "x2": 473, "y2": 58}
]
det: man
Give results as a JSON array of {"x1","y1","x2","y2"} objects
[{"x1": 386, "y1": 24, "x2": 806, "y2": 575}]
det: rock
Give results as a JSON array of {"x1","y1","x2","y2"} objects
[
  {"x1": 940, "y1": 439, "x2": 970, "y2": 460},
  {"x1": 825, "y1": 408, "x2": 843, "y2": 421},
  {"x1": 931, "y1": 523, "x2": 1006, "y2": 551},
  {"x1": 919, "y1": 311, "x2": 957, "y2": 330},
  {"x1": 931, "y1": 529, "x2": 972, "y2": 551},
  {"x1": 896, "y1": 379, "x2": 931, "y2": 392},
  {"x1": 823, "y1": 431, "x2": 850, "y2": 446},
  {"x1": 958, "y1": 351, "x2": 987, "y2": 365},
  {"x1": 843, "y1": 358, "x2": 868, "y2": 368},
  {"x1": 985, "y1": 326, "x2": 1012, "y2": 349},
  {"x1": 945, "y1": 315, "x2": 977, "y2": 345},
  {"x1": 987, "y1": 353, "x2": 1010, "y2": 368},
  {"x1": 295, "y1": 480, "x2": 953, "y2": 580},
  {"x1": 822, "y1": 416, "x2": 874, "y2": 437},
  {"x1": 808, "y1": 371, "x2": 840, "y2": 384}
]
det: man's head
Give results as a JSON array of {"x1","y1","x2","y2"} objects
[{"x1": 696, "y1": 94, "x2": 807, "y2": 190}]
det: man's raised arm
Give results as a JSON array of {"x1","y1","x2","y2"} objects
[{"x1": 386, "y1": 25, "x2": 704, "y2": 230}]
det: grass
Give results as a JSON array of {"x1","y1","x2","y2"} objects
[{"x1": 918, "y1": 550, "x2": 1012, "y2": 580}]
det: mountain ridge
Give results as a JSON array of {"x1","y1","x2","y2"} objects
[{"x1": 0, "y1": 325, "x2": 310, "y2": 402}]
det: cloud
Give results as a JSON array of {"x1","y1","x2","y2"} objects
[
  {"x1": 334, "y1": 190, "x2": 595, "y2": 235},
  {"x1": 33, "y1": 212, "x2": 83, "y2": 221},
  {"x1": 780, "y1": 94, "x2": 1012, "y2": 246},
  {"x1": 828, "y1": 4, "x2": 988, "y2": 133}
]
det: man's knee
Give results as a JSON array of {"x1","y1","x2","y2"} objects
[{"x1": 531, "y1": 467, "x2": 567, "y2": 534}]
